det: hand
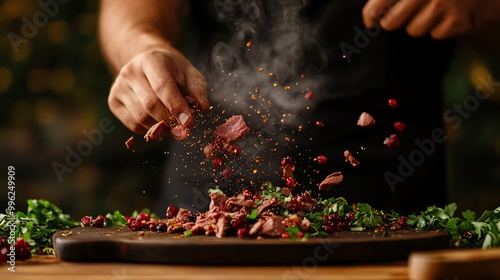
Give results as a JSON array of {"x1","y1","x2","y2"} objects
[
  {"x1": 108, "y1": 47, "x2": 210, "y2": 135},
  {"x1": 362, "y1": 0, "x2": 479, "y2": 39}
]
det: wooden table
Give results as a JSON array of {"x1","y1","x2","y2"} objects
[{"x1": 0, "y1": 255, "x2": 410, "y2": 280}]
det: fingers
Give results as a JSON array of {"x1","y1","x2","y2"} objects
[
  {"x1": 362, "y1": 0, "x2": 392, "y2": 29},
  {"x1": 405, "y1": 2, "x2": 443, "y2": 37},
  {"x1": 379, "y1": 0, "x2": 427, "y2": 31},
  {"x1": 184, "y1": 66, "x2": 210, "y2": 110}
]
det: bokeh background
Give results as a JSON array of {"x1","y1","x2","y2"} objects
[{"x1": 0, "y1": 0, "x2": 499, "y2": 218}]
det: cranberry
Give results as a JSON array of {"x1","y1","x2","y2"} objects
[
  {"x1": 296, "y1": 232, "x2": 305, "y2": 239},
  {"x1": 285, "y1": 176, "x2": 295, "y2": 188},
  {"x1": 222, "y1": 168, "x2": 232, "y2": 178},
  {"x1": 213, "y1": 140, "x2": 224, "y2": 151},
  {"x1": 316, "y1": 155, "x2": 327, "y2": 164},
  {"x1": 388, "y1": 98, "x2": 398, "y2": 108},
  {"x1": 229, "y1": 145, "x2": 241, "y2": 157},
  {"x1": 300, "y1": 191, "x2": 311, "y2": 201},
  {"x1": 212, "y1": 157, "x2": 223, "y2": 167},
  {"x1": 126, "y1": 217, "x2": 135, "y2": 228},
  {"x1": 237, "y1": 228, "x2": 249, "y2": 239},
  {"x1": 166, "y1": 205, "x2": 179, "y2": 219},
  {"x1": 345, "y1": 211, "x2": 356, "y2": 221},
  {"x1": 129, "y1": 219, "x2": 143, "y2": 231},
  {"x1": 81, "y1": 216, "x2": 92, "y2": 227},
  {"x1": 149, "y1": 223, "x2": 157, "y2": 232},
  {"x1": 137, "y1": 212, "x2": 151, "y2": 221},
  {"x1": 304, "y1": 91, "x2": 314, "y2": 100},
  {"x1": 397, "y1": 216, "x2": 409, "y2": 226},
  {"x1": 243, "y1": 189, "x2": 253, "y2": 200},
  {"x1": 394, "y1": 122, "x2": 407, "y2": 131},
  {"x1": 91, "y1": 217, "x2": 104, "y2": 228},
  {"x1": 156, "y1": 223, "x2": 167, "y2": 233},
  {"x1": 281, "y1": 156, "x2": 292, "y2": 167},
  {"x1": 315, "y1": 121, "x2": 324, "y2": 127},
  {"x1": 14, "y1": 238, "x2": 31, "y2": 260},
  {"x1": 383, "y1": 134, "x2": 400, "y2": 149},
  {"x1": 287, "y1": 198, "x2": 301, "y2": 212},
  {"x1": 281, "y1": 232, "x2": 290, "y2": 239},
  {"x1": 462, "y1": 231, "x2": 476, "y2": 242},
  {"x1": 97, "y1": 215, "x2": 106, "y2": 220}
]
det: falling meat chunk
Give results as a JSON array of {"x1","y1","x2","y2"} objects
[
  {"x1": 357, "y1": 112, "x2": 376, "y2": 127},
  {"x1": 319, "y1": 172, "x2": 343, "y2": 190},
  {"x1": 144, "y1": 121, "x2": 169, "y2": 142},
  {"x1": 125, "y1": 136, "x2": 134, "y2": 149},
  {"x1": 203, "y1": 144, "x2": 214, "y2": 159},
  {"x1": 344, "y1": 150, "x2": 360, "y2": 167},
  {"x1": 214, "y1": 115, "x2": 250, "y2": 141},
  {"x1": 169, "y1": 125, "x2": 190, "y2": 140}
]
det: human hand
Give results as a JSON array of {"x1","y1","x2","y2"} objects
[
  {"x1": 108, "y1": 47, "x2": 209, "y2": 137},
  {"x1": 362, "y1": 0, "x2": 480, "y2": 39}
]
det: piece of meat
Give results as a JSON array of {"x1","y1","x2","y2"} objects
[
  {"x1": 249, "y1": 220, "x2": 265, "y2": 236},
  {"x1": 209, "y1": 192, "x2": 227, "y2": 211},
  {"x1": 225, "y1": 195, "x2": 254, "y2": 210},
  {"x1": 282, "y1": 165, "x2": 295, "y2": 181},
  {"x1": 203, "y1": 144, "x2": 214, "y2": 159},
  {"x1": 176, "y1": 208, "x2": 193, "y2": 224},
  {"x1": 384, "y1": 134, "x2": 400, "y2": 149},
  {"x1": 344, "y1": 150, "x2": 360, "y2": 167},
  {"x1": 144, "y1": 121, "x2": 169, "y2": 142},
  {"x1": 125, "y1": 136, "x2": 134, "y2": 149},
  {"x1": 214, "y1": 115, "x2": 250, "y2": 141},
  {"x1": 169, "y1": 125, "x2": 189, "y2": 140},
  {"x1": 300, "y1": 218, "x2": 311, "y2": 232},
  {"x1": 257, "y1": 197, "x2": 280, "y2": 215},
  {"x1": 260, "y1": 216, "x2": 285, "y2": 237},
  {"x1": 280, "y1": 187, "x2": 291, "y2": 197},
  {"x1": 215, "y1": 215, "x2": 226, "y2": 238},
  {"x1": 319, "y1": 171, "x2": 343, "y2": 190},
  {"x1": 357, "y1": 112, "x2": 376, "y2": 127}
]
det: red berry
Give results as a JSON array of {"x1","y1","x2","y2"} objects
[
  {"x1": 222, "y1": 168, "x2": 232, "y2": 178},
  {"x1": 229, "y1": 145, "x2": 241, "y2": 157},
  {"x1": 345, "y1": 211, "x2": 356, "y2": 221},
  {"x1": 315, "y1": 121, "x2": 324, "y2": 127},
  {"x1": 149, "y1": 223, "x2": 157, "y2": 231},
  {"x1": 388, "y1": 98, "x2": 398, "y2": 108},
  {"x1": 281, "y1": 156, "x2": 292, "y2": 167},
  {"x1": 316, "y1": 155, "x2": 327, "y2": 164},
  {"x1": 297, "y1": 232, "x2": 305, "y2": 239},
  {"x1": 243, "y1": 189, "x2": 253, "y2": 200},
  {"x1": 212, "y1": 140, "x2": 224, "y2": 151},
  {"x1": 287, "y1": 198, "x2": 301, "y2": 212},
  {"x1": 285, "y1": 176, "x2": 295, "y2": 188},
  {"x1": 156, "y1": 223, "x2": 167, "y2": 232},
  {"x1": 212, "y1": 157, "x2": 223, "y2": 167},
  {"x1": 383, "y1": 134, "x2": 400, "y2": 149},
  {"x1": 281, "y1": 232, "x2": 290, "y2": 239},
  {"x1": 304, "y1": 91, "x2": 314, "y2": 100},
  {"x1": 237, "y1": 228, "x2": 249, "y2": 239},
  {"x1": 300, "y1": 191, "x2": 311, "y2": 201},
  {"x1": 81, "y1": 216, "x2": 92, "y2": 227},
  {"x1": 130, "y1": 219, "x2": 143, "y2": 231},
  {"x1": 14, "y1": 238, "x2": 31, "y2": 260},
  {"x1": 394, "y1": 122, "x2": 407, "y2": 131},
  {"x1": 91, "y1": 217, "x2": 104, "y2": 228},
  {"x1": 166, "y1": 205, "x2": 179, "y2": 219},
  {"x1": 137, "y1": 212, "x2": 151, "y2": 221},
  {"x1": 126, "y1": 217, "x2": 135, "y2": 228}
]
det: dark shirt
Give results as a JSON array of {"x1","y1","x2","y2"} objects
[{"x1": 161, "y1": 0, "x2": 454, "y2": 214}]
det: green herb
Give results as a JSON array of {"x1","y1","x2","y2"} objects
[
  {"x1": 105, "y1": 210, "x2": 127, "y2": 227},
  {"x1": 208, "y1": 186, "x2": 223, "y2": 195},
  {"x1": 183, "y1": 229, "x2": 192, "y2": 237},
  {"x1": 246, "y1": 209, "x2": 258, "y2": 220}
]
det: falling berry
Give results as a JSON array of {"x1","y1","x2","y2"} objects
[
  {"x1": 394, "y1": 122, "x2": 407, "y2": 131},
  {"x1": 305, "y1": 91, "x2": 314, "y2": 100},
  {"x1": 229, "y1": 145, "x2": 241, "y2": 157},
  {"x1": 222, "y1": 168, "x2": 232, "y2": 178},
  {"x1": 243, "y1": 189, "x2": 253, "y2": 200},
  {"x1": 388, "y1": 98, "x2": 398, "y2": 108},
  {"x1": 212, "y1": 157, "x2": 223, "y2": 167},
  {"x1": 317, "y1": 155, "x2": 328, "y2": 164},
  {"x1": 315, "y1": 121, "x2": 324, "y2": 127},
  {"x1": 281, "y1": 232, "x2": 290, "y2": 239},
  {"x1": 384, "y1": 134, "x2": 400, "y2": 149},
  {"x1": 285, "y1": 176, "x2": 295, "y2": 187},
  {"x1": 281, "y1": 156, "x2": 292, "y2": 167},
  {"x1": 166, "y1": 205, "x2": 179, "y2": 219}
]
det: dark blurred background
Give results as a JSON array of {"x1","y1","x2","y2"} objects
[{"x1": 0, "y1": 0, "x2": 499, "y2": 218}]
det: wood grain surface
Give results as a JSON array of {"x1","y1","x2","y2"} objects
[{"x1": 53, "y1": 227, "x2": 450, "y2": 265}]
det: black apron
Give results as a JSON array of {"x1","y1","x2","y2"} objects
[{"x1": 160, "y1": 0, "x2": 454, "y2": 214}]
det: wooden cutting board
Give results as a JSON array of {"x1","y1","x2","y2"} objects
[{"x1": 53, "y1": 227, "x2": 450, "y2": 265}]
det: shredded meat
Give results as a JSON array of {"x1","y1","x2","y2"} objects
[
  {"x1": 144, "y1": 121, "x2": 169, "y2": 142},
  {"x1": 257, "y1": 197, "x2": 279, "y2": 215},
  {"x1": 357, "y1": 112, "x2": 376, "y2": 127},
  {"x1": 319, "y1": 172, "x2": 344, "y2": 190},
  {"x1": 344, "y1": 150, "x2": 360, "y2": 167},
  {"x1": 125, "y1": 136, "x2": 134, "y2": 149},
  {"x1": 260, "y1": 216, "x2": 285, "y2": 237}
]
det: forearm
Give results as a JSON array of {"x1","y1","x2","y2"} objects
[{"x1": 99, "y1": 0, "x2": 186, "y2": 73}]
